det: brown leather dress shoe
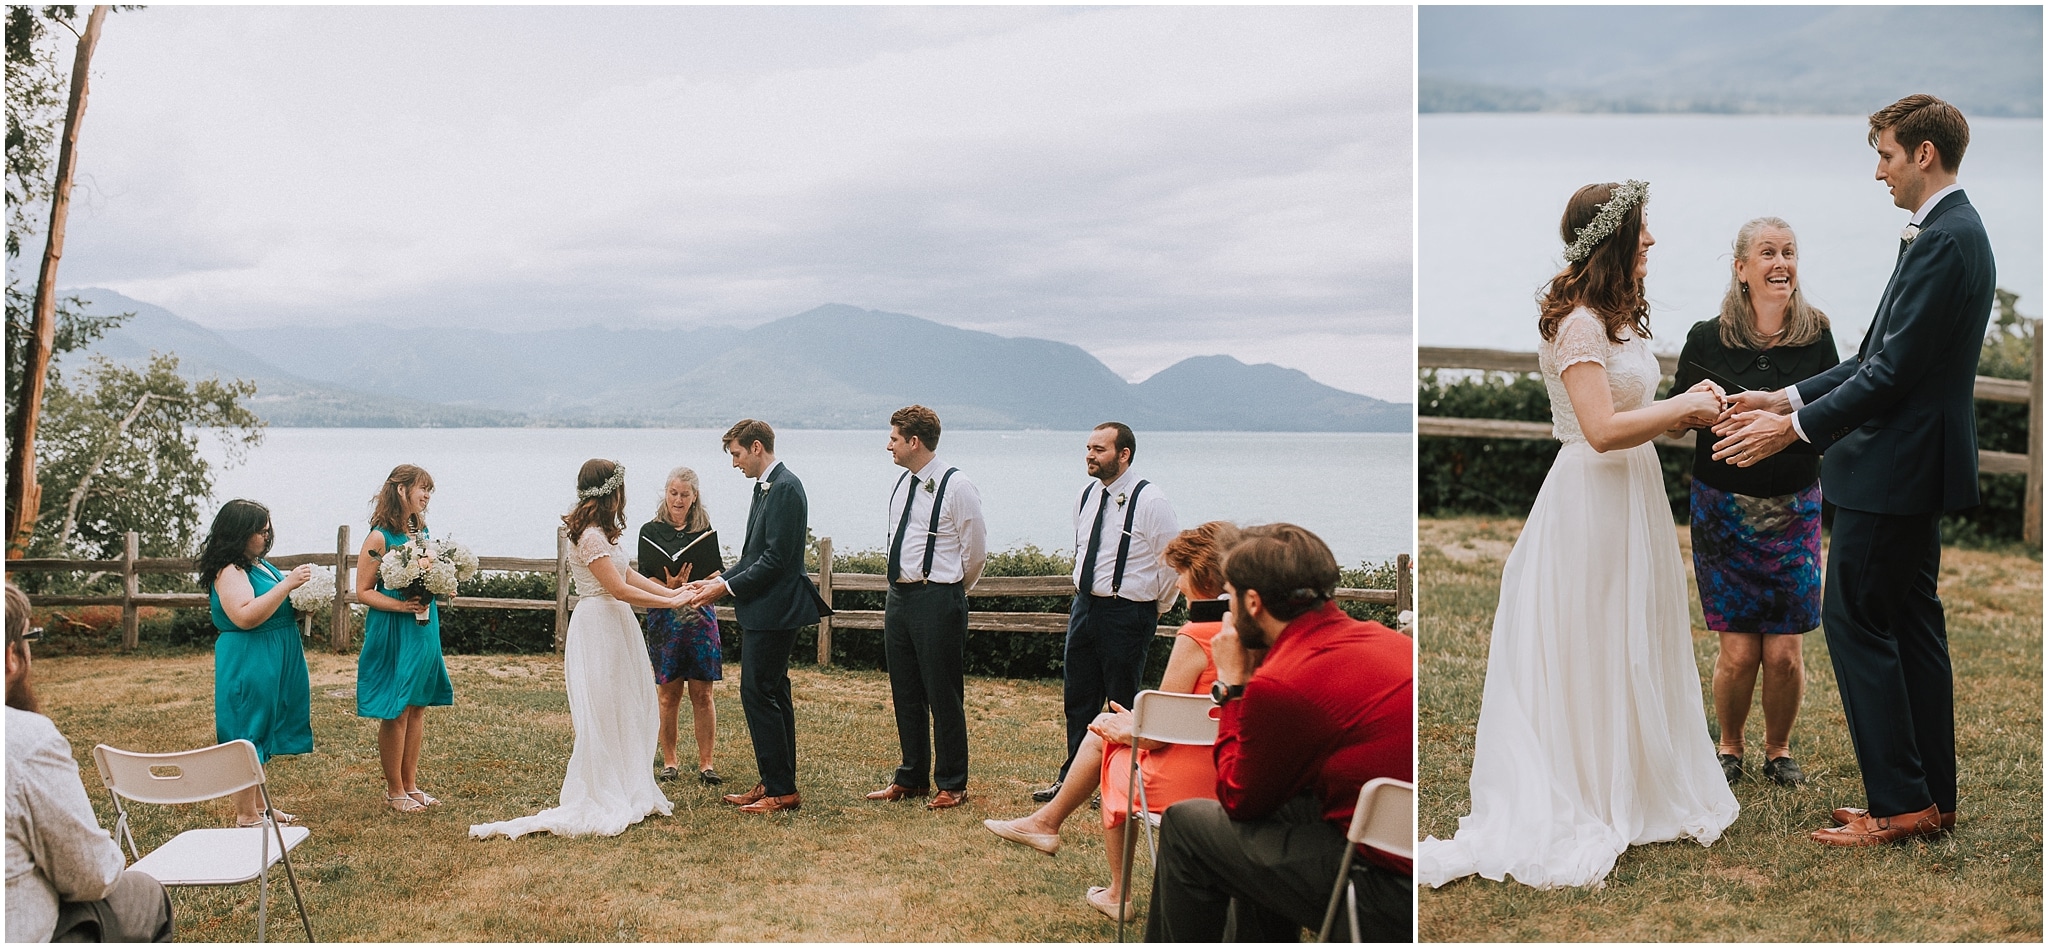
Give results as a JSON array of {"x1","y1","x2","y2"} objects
[
  {"x1": 1810, "y1": 804, "x2": 1943, "y2": 846},
  {"x1": 865, "y1": 783, "x2": 931, "y2": 802},
  {"x1": 927, "y1": 789, "x2": 968, "y2": 810},
  {"x1": 737, "y1": 792, "x2": 801, "y2": 814},
  {"x1": 1832, "y1": 806, "x2": 1956, "y2": 832},
  {"x1": 722, "y1": 783, "x2": 767, "y2": 807}
]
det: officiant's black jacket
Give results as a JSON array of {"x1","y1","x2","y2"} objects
[
  {"x1": 723, "y1": 463, "x2": 831, "y2": 631},
  {"x1": 1794, "y1": 189, "x2": 1995, "y2": 514}
]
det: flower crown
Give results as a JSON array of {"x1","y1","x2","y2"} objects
[
  {"x1": 577, "y1": 463, "x2": 626, "y2": 500},
  {"x1": 1563, "y1": 179, "x2": 1649, "y2": 264}
]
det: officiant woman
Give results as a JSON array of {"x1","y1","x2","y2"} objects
[
  {"x1": 1672, "y1": 217, "x2": 1837, "y2": 788},
  {"x1": 637, "y1": 466, "x2": 726, "y2": 785}
]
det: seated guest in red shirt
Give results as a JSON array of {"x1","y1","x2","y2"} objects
[{"x1": 1142, "y1": 524, "x2": 1412, "y2": 942}]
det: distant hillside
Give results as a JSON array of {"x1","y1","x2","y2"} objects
[
  {"x1": 66, "y1": 293, "x2": 1409, "y2": 432},
  {"x1": 1421, "y1": 6, "x2": 2042, "y2": 117},
  {"x1": 60, "y1": 289, "x2": 529, "y2": 427}
]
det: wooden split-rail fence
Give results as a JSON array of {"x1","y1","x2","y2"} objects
[
  {"x1": 11, "y1": 528, "x2": 1414, "y2": 665},
  {"x1": 1418, "y1": 315, "x2": 2045, "y2": 544}
]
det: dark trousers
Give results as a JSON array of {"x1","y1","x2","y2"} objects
[
  {"x1": 51, "y1": 869, "x2": 174, "y2": 942},
  {"x1": 1059, "y1": 595, "x2": 1158, "y2": 779},
  {"x1": 885, "y1": 582, "x2": 970, "y2": 791},
  {"x1": 1144, "y1": 795, "x2": 1410, "y2": 942},
  {"x1": 740, "y1": 626, "x2": 801, "y2": 796},
  {"x1": 1822, "y1": 507, "x2": 1955, "y2": 817}
]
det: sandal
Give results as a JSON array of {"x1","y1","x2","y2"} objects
[
  {"x1": 1086, "y1": 886, "x2": 1136, "y2": 922},
  {"x1": 237, "y1": 810, "x2": 300, "y2": 828},
  {"x1": 385, "y1": 794, "x2": 426, "y2": 814},
  {"x1": 657, "y1": 766, "x2": 680, "y2": 782},
  {"x1": 406, "y1": 789, "x2": 441, "y2": 807},
  {"x1": 698, "y1": 768, "x2": 724, "y2": 786}
]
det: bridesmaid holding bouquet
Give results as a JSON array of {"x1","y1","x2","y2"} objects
[{"x1": 355, "y1": 464, "x2": 456, "y2": 813}]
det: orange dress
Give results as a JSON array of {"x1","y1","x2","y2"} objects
[{"x1": 1099, "y1": 621, "x2": 1221, "y2": 828}]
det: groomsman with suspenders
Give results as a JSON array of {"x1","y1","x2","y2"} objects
[
  {"x1": 1035, "y1": 422, "x2": 1180, "y2": 802},
  {"x1": 866, "y1": 406, "x2": 987, "y2": 811}
]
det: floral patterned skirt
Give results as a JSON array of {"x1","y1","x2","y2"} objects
[
  {"x1": 642, "y1": 606, "x2": 723, "y2": 684},
  {"x1": 1689, "y1": 479, "x2": 1823, "y2": 635}
]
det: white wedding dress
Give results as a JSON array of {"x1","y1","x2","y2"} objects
[
  {"x1": 1417, "y1": 308, "x2": 1738, "y2": 889},
  {"x1": 470, "y1": 528, "x2": 673, "y2": 840}
]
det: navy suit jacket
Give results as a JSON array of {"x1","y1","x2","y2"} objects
[
  {"x1": 1794, "y1": 190, "x2": 1996, "y2": 515},
  {"x1": 723, "y1": 463, "x2": 830, "y2": 630}
]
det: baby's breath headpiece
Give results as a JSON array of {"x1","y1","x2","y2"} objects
[
  {"x1": 578, "y1": 462, "x2": 626, "y2": 500},
  {"x1": 1563, "y1": 179, "x2": 1649, "y2": 264}
]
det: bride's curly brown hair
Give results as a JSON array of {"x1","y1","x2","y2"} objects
[
  {"x1": 1538, "y1": 182, "x2": 1652, "y2": 345},
  {"x1": 563, "y1": 459, "x2": 626, "y2": 544}
]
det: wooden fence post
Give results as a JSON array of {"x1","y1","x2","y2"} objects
[
  {"x1": 331, "y1": 525, "x2": 351, "y2": 652},
  {"x1": 554, "y1": 525, "x2": 570, "y2": 652},
  {"x1": 816, "y1": 537, "x2": 833, "y2": 666},
  {"x1": 2026, "y1": 317, "x2": 2042, "y2": 547},
  {"x1": 120, "y1": 531, "x2": 138, "y2": 649},
  {"x1": 1395, "y1": 552, "x2": 1412, "y2": 615}
]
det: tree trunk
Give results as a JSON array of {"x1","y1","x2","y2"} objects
[
  {"x1": 7, "y1": 5, "x2": 109, "y2": 558},
  {"x1": 54, "y1": 391, "x2": 175, "y2": 551}
]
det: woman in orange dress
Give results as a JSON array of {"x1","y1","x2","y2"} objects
[{"x1": 983, "y1": 521, "x2": 1233, "y2": 921}]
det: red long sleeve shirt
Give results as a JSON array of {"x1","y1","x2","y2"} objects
[{"x1": 1213, "y1": 602, "x2": 1414, "y2": 874}]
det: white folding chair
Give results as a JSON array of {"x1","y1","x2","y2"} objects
[
  {"x1": 1317, "y1": 776, "x2": 1413, "y2": 942},
  {"x1": 92, "y1": 739, "x2": 315, "y2": 942},
  {"x1": 1115, "y1": 689, "x2": 1221, "y2": 941}
]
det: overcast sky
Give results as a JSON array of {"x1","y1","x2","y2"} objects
[{"x1": 53, "y1": 6, "x2": 1413, "y2": 401}]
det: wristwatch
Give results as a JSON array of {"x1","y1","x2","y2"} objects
[{"x1": 1210, "y1": 680, "x2": 1244, "y2": 707}]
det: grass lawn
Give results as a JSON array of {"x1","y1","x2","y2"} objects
[
  {"x1": 1417, "y1": 516, "x2": 2043, "y2": 942},
  {"x1": 33, "y1": 650, "x2": 1149, "y2": 942}
]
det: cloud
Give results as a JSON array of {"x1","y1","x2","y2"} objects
[{"x1": 58, "y1": 6, "x2": 1410, "y2": 397}]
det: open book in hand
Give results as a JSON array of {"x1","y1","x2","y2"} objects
[{"x1": 639, "y1": 529, "x2": 724, "y2": 585}]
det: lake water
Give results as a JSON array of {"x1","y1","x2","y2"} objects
[
  {"x1": 1420, "y1": 113, "x2": 2043, "y2": 352},
  {"x1": 198, "y1": 428, "x2": 1413, "y2": 568}
]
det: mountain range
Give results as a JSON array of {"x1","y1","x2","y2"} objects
[
  {"x1": 1421, "y1": 6, "x2": 2042, "y2": 117},
  {"x1": 58, "y1": 289, "x2": 1409, "y2": 432}
]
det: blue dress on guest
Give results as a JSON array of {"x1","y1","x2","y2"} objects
[
  {"x1": 355, "y1": 525, "x2": 455, "y2": 720},
  {"x1": 211, "y1": 560, "x2": 313, "y2": 762}
]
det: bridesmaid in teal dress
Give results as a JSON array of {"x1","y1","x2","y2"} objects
[
  {"x1": 355, "y1": 464, "x2": 456, "y2": 814},
  {"x1": 199, "y1": 498, "x2": 315, "y2": 826}
]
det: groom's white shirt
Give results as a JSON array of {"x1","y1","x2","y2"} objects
[{"x1": 1784, "y1": 182, "x2": 1965, "y2": 442}]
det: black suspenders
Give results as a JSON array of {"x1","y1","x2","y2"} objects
[
  {"x1": 1078, "y1": 479, "x2": 1150, "y2": 595},
  {"x1": 921, "y1": 468, "x2": 958, "y2": 578},
  {"x1": 893, "y1": 468, "x2": 959, "y2": 581}
]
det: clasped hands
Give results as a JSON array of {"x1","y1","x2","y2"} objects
[
  {"x1": 1665, "y1": 379, "x2": 1798, "y2": 468},
  {"x1": 674, "y1": 573, "x2": 726, "y2": 608}
]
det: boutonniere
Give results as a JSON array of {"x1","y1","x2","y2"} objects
[
  {"x1": 1901, "y1": 223, "x2": 1921, "y2": 244},
  {"x1": 757, "y1": 481, "x2": 771, "y2": 495},
  {"x1": 1115, "y1": 492, "x2": 1128, "y2": 508},
  {"x1": 923, "y1": 479, "x2": 936, "y2": 494}
]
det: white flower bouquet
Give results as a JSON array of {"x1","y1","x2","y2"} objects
[
  {"x1": 287, "y1": 566, "x2": 336, "y2": 613},
  {"x1": 379, "y1": 536, "x2": 479, "y2": 623}
]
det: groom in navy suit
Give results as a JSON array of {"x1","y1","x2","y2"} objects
[
  {"x1": 1715, "y1": 94, "x2": 1995, "y2": 846},
  {"x1": 687, "y1": 418, "x2": 831, "y2": 814}
]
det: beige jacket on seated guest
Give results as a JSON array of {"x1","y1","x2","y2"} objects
[{"x1": 7, "y1": 706, "x2": 126, "y2": 943}]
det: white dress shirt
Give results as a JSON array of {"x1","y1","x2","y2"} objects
[
  {"x1": 886, "y1": 456, "x2": 988, "y2": 588},
  {"x1": 1070, "y1": 466, "x2": 1180, "y2": 613},
  {"x1": 6, "y1": 707, "x2": 125, "y2": 943},
  {"x1": 1787, "y1": 182, "x2": 1965, "y2": 441}
]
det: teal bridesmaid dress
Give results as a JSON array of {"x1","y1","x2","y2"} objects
[
  {"x1": 211, "y1": 560, "x2": 314, "y2": 762},
  {"x1": 355, "y1": 526, "x2": 455, "y2": 720}
]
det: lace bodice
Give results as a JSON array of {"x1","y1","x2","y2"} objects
[
  {"x1": 569, "y1": 528, "x2": 626, "y2": 600},
  {"x1": 1537, "y1": 308, "x2": 1661, "y2": 445}
]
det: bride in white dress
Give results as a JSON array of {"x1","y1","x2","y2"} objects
[
  {"x1": 471, "y1": 459, "x2": 688, "y2": 840},
  {"x1": 1418, "y1": 181, "x2": 1740, "y2": 889}
]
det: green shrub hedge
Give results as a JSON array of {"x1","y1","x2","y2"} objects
[{"x1": 1420, "y1": 296, "x2": 2037, "y2": 546}]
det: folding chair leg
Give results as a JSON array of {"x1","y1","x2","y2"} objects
[
  {"x1": 1317, "y1": 847, "x2": 1358, "y2": 942},
  {"x1": 275, "y1": 825, "x2": 316, "y2": 942},
  {"x1": 1116, "y1": 747, "x2": 1144, "y2": 942},
  {"x1": 1345, "y1": 882, "x2": 1359, "y2": 944}
]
